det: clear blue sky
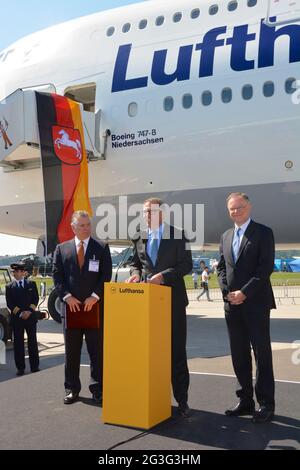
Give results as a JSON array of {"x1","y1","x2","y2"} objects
[
  {"x1": 0, "y1": 1, "x2": 145, "y2": 255},
  {"x1": 0, "y1": 0, "x2": 145, "y2": 51}
]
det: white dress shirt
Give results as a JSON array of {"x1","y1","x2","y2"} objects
[
  {"x1": 63, "y1": 237, "x2": 99, "y2": 302},
  {"x1": 234, "y1": 218, "x2": 251, "y2": 245}
]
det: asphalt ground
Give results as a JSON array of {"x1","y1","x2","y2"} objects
[{"x1": 0, "y1": 298, "x2": 299, "y2": 450}]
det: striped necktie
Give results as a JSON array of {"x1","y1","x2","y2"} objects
[
  {"x1": 232, "y1": 228, "x2": 242, "y2": 263},
  {"x1": 148, "y1": 234, "x2": 159, "y2": 266},
  {"x1": 77, "y1": 241, "x2": 85, "y2": 270}
]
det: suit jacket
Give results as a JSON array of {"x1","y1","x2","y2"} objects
[
  {"x1": 129, "y1": 224, "x2": 193, "y2": 309},
  {"x1": 217, "y1": 220, "x2": 276, "y2": 311},
  {"x1": 52, "y1": 237, "x2": 112, "y2": 303},
  {"x1": 6, "y1": 279, "x2": 39, "y2": 318}
]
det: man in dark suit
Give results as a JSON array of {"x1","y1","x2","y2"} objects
[
  {"x1": 6, "y1": 262, "x2": 40, "y2": 376},
  {"x1": 217, "y1": 192, "x2": 276, "y2": 423},
  {"x1": 126, "y1": 198, "x2": 193, "y2": 417},
  {"x1": 53, "y1": 211, "x2": 112, "y2": 405}
]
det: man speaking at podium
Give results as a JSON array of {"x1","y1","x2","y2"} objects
[
  {"x1": 53, "y1": 211, "x2": 112, "y2": 405},
  {"x1": 126, "y1": 198, "x2": 193, "y2": 418}
]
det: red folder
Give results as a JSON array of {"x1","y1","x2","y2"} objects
[{"x1": 65, "y1": 302, "x2": 100, "y2": 329}]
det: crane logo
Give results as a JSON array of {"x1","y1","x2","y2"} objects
[
  {"x1": 0, "y1": 116, "x2": 13, "y2": 151},
  {"x1": 52, "y1": 126, "x2": 83, "y2": 165}
]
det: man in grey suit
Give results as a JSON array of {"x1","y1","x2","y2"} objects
[
  {"x1": 127, "y1": 198, "x2": 193, "y2": 417},
  {"x1": 53, "y1": 211, "x2": 112, "y2": 405},
  {"x1": 217, "y1": 192, "x2": 276, "y2": 423}
]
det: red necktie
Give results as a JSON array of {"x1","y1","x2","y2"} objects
[{"x1": 77, "y1": 241, "x2": 85, "y2": 270}]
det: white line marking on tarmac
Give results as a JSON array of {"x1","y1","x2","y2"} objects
[
  {"x1": 190, "y1": 371, "x2": 300, "y2": 385},
  {"x1": 80, "y1": 365, "x2": 300, "y2": 385}
]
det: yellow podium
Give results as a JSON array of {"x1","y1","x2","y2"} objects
[{"x1": 103, "y1": 282, "x2": 171, "y2": 429}]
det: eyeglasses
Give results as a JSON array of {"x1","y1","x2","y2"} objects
[
  {"x1": 229, "y1": 206, "x2": 247, "y2": 212},
  {"x1": 143, "y1": 209, "x2": 161, "y2": 214}
]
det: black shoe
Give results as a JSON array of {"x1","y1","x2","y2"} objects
[
  {"x1": 64, "y1": 391, "x2": 79, "y2": 405},
  {"x1": 177, "y1": 403, "x2": 191, "y2": 418},
  {"x1": 225, "y1": 401, "x2": 255, "y2": 416},
  {"x1": 252, "y1": 406, "x2": 274, "y2": 423},
  {"x1": 31, "y1": 368, "x2": 40, "y2": 373},
  {"x1": 16, "y1": 370, "x2": 24, "y2": 376},
  {"x1": 92, "y1": 392, "x2": 103, "y2": 406}
]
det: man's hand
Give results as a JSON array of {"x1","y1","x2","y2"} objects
[
  {"x1": 20, "y1": 311, "x2": 31, "y2": 320},
  {"x1": 83, "y1": 297, "x2": 98, "y2": 312},
  {"x1": 66, "y1": 296, "x2": 82, "y2": 312},
  {"x1": 126, "y1": 274, "x2": 140, "y2": 283},
  {"x1": 147, "y1": 273, "x2": 164, "y2": 285},
  {"x1": 228, "y1": 290, "x2": 246, "y2": 305}
]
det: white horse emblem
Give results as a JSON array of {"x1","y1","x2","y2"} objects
[{"x1": 54, "y1": 129, "x2": 82, "y2": 159}]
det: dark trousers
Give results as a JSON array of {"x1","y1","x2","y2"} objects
[
  {"x1": 64, "y1": 326, "x2": 103, "y2": 395},
  {"x1": 11, "y1": 317, "x2": 39, "y2": 371},
  {"x1": 225, "y1": 306, "x2": 275, "y2": 408},
  {"x1": 172, "y1": 307, "x2": 190, "y2": 405},
  {"x1": 197, "y1": 283, "x2": 211, "y2": 300}
]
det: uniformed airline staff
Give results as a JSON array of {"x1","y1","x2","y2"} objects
[{"x1": 5, "y1": 263, "x2": 40, "y2": 376}]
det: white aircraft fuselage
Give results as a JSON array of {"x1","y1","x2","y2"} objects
[{"x1": 0, "y1": 0, "x2": 299, "y2": 247}]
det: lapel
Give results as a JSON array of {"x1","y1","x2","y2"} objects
[
  {"x1": 140, "y1": 230, "x2": 154, "y2": 267},
  {"x1": 83, "y1": 238, "x2": 93, "y2": 271},
  {"x1": 71, "y1": 239, "x2": 81, "y2": 273},
  {"x1": 73, "y1": 238, "x2": 93, "y2": 273},
  {"x1": 236, "y1": 220, "x2": 255, "y2": 263},
  {"x1": 225, "y1": 228, "x2": 235, "y2": 265},
  {"x1": 155, "y1": 223, "x2": 170, "y2": 267},
  {"x1": 141, "y1": 224, "x2": 168, "y2": 268}
]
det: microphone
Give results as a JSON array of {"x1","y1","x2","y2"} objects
[
  {"x1": 142, "y1": 269, "x2": 147, "y2": 283},
  {"x1": 114, "y1": 246, "x2": 131, "y2": 282}
]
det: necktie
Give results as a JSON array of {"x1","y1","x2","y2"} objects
[
  {"x1": 77, "y1": 241, "x2": 85, "y2": 270},
  {"x1": 149, "y1": 234, "x2": 159, "y2": 266},
  {"x1": 232, "y1": 228, "x2": 241, "y2": 263},
  {"x1": 18, "y1": 281, "x2": 23, "y2": 288}
]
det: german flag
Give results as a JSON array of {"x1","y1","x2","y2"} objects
[{"x1": 36, "y1": 92, "x2": 92, "y2": 254}]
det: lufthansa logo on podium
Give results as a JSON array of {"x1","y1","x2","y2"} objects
[{"x1": 119, "y1": 288, "x2": 145, "y2": 294}]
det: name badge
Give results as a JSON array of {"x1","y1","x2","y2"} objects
[{"x1": 89, "y1": 259, "x2": 100, "y2": 272}]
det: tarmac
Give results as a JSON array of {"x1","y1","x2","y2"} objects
[{"x1": 0, "y1": 296, "x2": 299, "y2": 450}]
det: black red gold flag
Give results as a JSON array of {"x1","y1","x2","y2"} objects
[{"x1": 36, "y1": 92, "x2": 92, "y2": 254}]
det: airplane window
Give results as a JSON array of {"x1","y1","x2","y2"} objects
[
  {"x1": 209, "y1": 5, "x2": 219, "y2": 15},
  {"x1": 128, "y1": 102, "x2": 138, "y2": 117},
  {"x1": 202, "y1": 91, "x2": 213, "y2": 106},
  {"x1": 285, "y1": 77, "x2": 297, "y2": 94},
  {"x1": 106, "y1": 26, "x2": 115, "y2": 37},
  {"x1": 164, "y1": 96, "x2": 174, "y2": 112},
  {"x1": 228, "y1": 1, "x2": 238, "y2": 12},
  {"x1": 191, "y1": 8, "x2": 200, "y2": 19},
  {"x1": 173, "y1": 12, "x2": 182, "y2": 23},
  {"x1": 263, "y1": 81, "x2": 275, "y2": 98},
  {"x1": 139, "y1": 19, "x2": 148, "y2": 29},
  {"x1": 182, "y1": 94, "x2": 193, "y2": 109},
  {"x1": 221, "y1": 88, "x2": 232, "y2": 103},
  {"x1": 122, "y1": 23, "x2": 131, "y2": 33},
  {"x1": 156, "y1": 16, "x2": 165, "y2": 26},
  {"x1": 247, "y1": 0, "x2": 257, "y2": 7},
  {"x1": 242, "y1": 84, "x2": 253, "y2": 100}
]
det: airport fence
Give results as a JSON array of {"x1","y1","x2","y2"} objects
[{"x1": 188, "y1": 280, "x2": 300, "y2": 304}]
